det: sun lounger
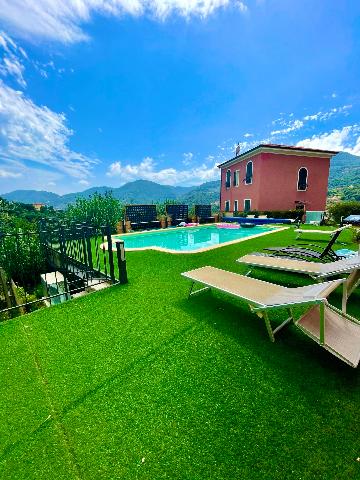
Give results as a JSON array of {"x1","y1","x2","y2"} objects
[
  {"x1": 182, "y1": 266, "x2": 360, "y2": 367},
  {"x1": 236, "y1": 254, "x2": 360, "y2": 312},
  {"x1": 264, "y1": 226, "x2": 346, "y2": 261},
  {"x1": 294, "y1": 225, "x2": 348, "y2": 240}
]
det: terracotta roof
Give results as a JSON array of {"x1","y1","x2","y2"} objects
[{"x1": 218, "y1": 143, "x2": 339, "y2": 168}]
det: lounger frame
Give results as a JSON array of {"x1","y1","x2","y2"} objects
[{"x1": 183, "y1": 267, "x2": 360, "y2": 367}]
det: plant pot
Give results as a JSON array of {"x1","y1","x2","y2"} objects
[
  {"x1": 160, "y1": 216, "x2": 167, "y2": 228},
  {"x1": 125, "y1": 220, "x2": 132, "y2": 232},
  {"x1": 167, "y1": 216, "x2": 172, "y2": 227},
  {"x1": 116, "y1": 221, "x2": 124, "y2": 233},
  {"x1": 213, "y1": 213, "x2": 219, "y2": 222}
]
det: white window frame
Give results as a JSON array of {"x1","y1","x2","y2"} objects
[
  {"x1": 224, "y1": 200, "x2": 230, "y2": 212},
  {"x1": 225, "y1": 169, "x2": 231, "y2": 189},
  {"x1": 297, "y1": 167, "x2": 308, "y2": 191},
  {"x1": 245, "y1": 161, "x2": 253, "y2": 185},
  {"x1": 234, "y1": 170, "x2": 240, "y2": 187},
  {"x1": 244, "y1": 199, "x2": 251, "y2": 211},
  {"x1": 234, "y1": 200, "x2": 238, "y2": 212}
]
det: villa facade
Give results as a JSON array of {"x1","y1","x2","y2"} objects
[{"x1": 218, "y1": 144, "x2": 338, "y2": 214}]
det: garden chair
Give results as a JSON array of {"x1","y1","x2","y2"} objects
[
  {"x1": 195, "y1": 205, "x2": 215, "y2": 224},
  {"x1": 236, "y1": 254, "x2": 360, "y2": 312},
  {"x1": 182, "y1": 266, "x2": 360, "y2": 367},
  {"x1": 125, "y1": 205, "x2": 160, "y2": 230},
  {"x1": 263, "y1": 227, "x2": 346, "y2": 262},
  {"x1": 166, "y1": 204, "x2": 189, "y2": 226}
]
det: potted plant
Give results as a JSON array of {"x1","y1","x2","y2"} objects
[
  {"x1": 160, "y1": 215, "x2": 167, "y2": 228},
  {"x1": 116, "y1": 220, "x2": 124, "y2": 233}
]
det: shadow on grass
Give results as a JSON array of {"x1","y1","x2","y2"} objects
[{"x1": 176, "y1": 289, "x2": 359, "y2": 389}]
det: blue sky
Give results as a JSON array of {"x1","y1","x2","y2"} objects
[{"x1": 0, "y1": 0, "x2": 359, "y2": 194}]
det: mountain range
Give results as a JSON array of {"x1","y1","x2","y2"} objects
[
  {"x1": 2, "y1": 180, "x2": 220, "y2": 209},
  {"x1": 2, "y1": 151, "x2": 359, "y2": 207}
]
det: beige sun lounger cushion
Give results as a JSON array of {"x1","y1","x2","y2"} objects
[
  {"x1": 295, "y1": 225, "x2": 348, "y2": 239},
  {"x1": 298, "y1": 304, "x2": 360, "y2": 368},
  {"x1": 237, "y1": 254, "x2": 360, "y2": 278},
  {"x1": 182, "y1": 266, "x2": 343, "y2": 308}
]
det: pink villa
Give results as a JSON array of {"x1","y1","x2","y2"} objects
[{"x1": 218, "y1": 144, "x2": 339, "y2": 215}]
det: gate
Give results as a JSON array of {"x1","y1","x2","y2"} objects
[{"x1": 0, "y1": 220, "x2": 127, "y2": 320}]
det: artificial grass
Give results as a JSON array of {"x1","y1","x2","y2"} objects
[{"x1": 0, "y1": 226, "x2": 359, "y2": 479}]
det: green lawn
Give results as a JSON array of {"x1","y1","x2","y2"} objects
[{"x1": 1, "y1": 226, "x2": 359, "y2": 479}]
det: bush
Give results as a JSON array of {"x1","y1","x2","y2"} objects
[
  {"x1": 65, "y1": 192, "x2": 123, "y2": 230},
  {"x1": 0, "y1": 230, "x2": 45, "y2": 286},
  {"x1": 262, "y1": 210, "x2": 303, "y2": 220},
  {"x1": 327, "y1": 201, "x2": 360, "y2": 224},
  {"x1": 351, "y1": 227, "x2": 360, "y2": 244}
]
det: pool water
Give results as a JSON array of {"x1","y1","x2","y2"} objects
[{"x1": 113, "y1": 225, "x2": 276, "y2": 253}]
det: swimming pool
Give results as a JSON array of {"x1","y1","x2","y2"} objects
[{"x1": 112, "y1": 225, "x2": 284, "y2": 253}]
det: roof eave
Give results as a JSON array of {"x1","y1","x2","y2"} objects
[{"x1": 217, "y1": 144, "x2": 340, "y2": 169}]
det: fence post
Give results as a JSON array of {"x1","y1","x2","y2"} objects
[
  {"x1": 115, "y1": 241, "x2": 128, "y2": 284},
  {"x1": 85, "y1": 226, "x2": 93, "y2": 271},
  {"x1": 58, "y1": 225, "x2": 71, "y2": 295},
  {"x1": 105, "y1": 225, "x2": 115, "y2": 283}
]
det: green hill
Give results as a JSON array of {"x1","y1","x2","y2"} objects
[
  {"x1": 2, "y1": 180, "x2": 213, "y2": 209},
  {"x1": 329, "y1": 152, "x2": 360, "y2": 201}
]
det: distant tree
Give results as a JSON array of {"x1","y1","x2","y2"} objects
[
  {"x1": 65, "y1": 192, "x2": 123, "y2": 229},
  {"x1": 327, "y1": 201, "x2": 360, "y2": 224}
]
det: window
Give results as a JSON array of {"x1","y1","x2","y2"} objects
[
  {"x1": 234, "y1": 200, "x2": 238, "y2": 212},
  {"x1": 245, "y1": 161, "x2": 253, "y2": 184},
  {"x1": 225, "y1": 200, "x2": 230, "y2": 212},
  {"x1": 244, "y1": 199, "x2": 251, "y2": 212},
  {"x1": 297, "y1": 167, "x2": 308, "y2": 191},
  {"x1": 233, "y1": 170, "x2": 239, "y2": 187},
  {"x1": 225, "y1": 169, "x2": 231, "y2": 188}
]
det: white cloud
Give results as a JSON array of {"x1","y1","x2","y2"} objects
[
  {"x1": 0, "y1": 31, "x2": 27, "y2": 87},
  {"x1": 0, "y1": 159, "x2": 65, "y2": 193},
  {"x1": 0, "y1": 80, "x2": 96, "y2": 178},
  {"x1": 243, "y1": 132, "x2": 253, "y2": 138},
  {"x1": 182, "y1": 151, "x2": 193, "y2": 166},
  {"x1": 270, "y1": 105, "x2": 353, "y2": 137},
  {"x1": 303, "y1": 105, "x2": 351, "y2": 122},
  {"x1": 271, "y1": 119, "x2": 304, "y2": 136},
  {"x1": 0, "y1": 0, "x2": 248, "y2": 44},
  {"x1": 79, "y1": 179, "x2": 90, "y2": 186},
  {"x1": 107, "y1": 156, "x2": 220, "y2": 186},
  {"x1": 331, "y1": 92, "x2": 337, "y2": 98},
  {"x1": 297, "y1": 125, "x2": 360, "y2": 155},
  {"x1": 0, "y1": 168, "x2": 22, "y2": 178}
]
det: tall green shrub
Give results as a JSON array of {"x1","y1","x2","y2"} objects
[
  {"x1": 327, "y1": 201, "x2": 360, "y2": 224},
  {"x1": 0, "y1": 231, "x2": 45, "y2": 286},
  {"x1": 65, "y1": 192, "x2": 123, "y2": 229}
]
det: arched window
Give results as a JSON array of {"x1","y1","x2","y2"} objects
[
  {"x1": 297, "y1": 167, "x2": 308, "y2": 191},
  {"x1": 225, "y1": 169, "x2": 231, "y2": 188},
  {"x1": 245, "y1": 161, "x2": 253, "y2": 184}
]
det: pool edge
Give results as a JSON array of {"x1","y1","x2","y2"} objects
[{"x1": 103, "y1": 225, "x2": 289, "y2": 254}]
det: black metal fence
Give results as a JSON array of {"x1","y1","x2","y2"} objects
[{"x1": 0, "y1": 220, "x2": 127, "y2": 320}]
